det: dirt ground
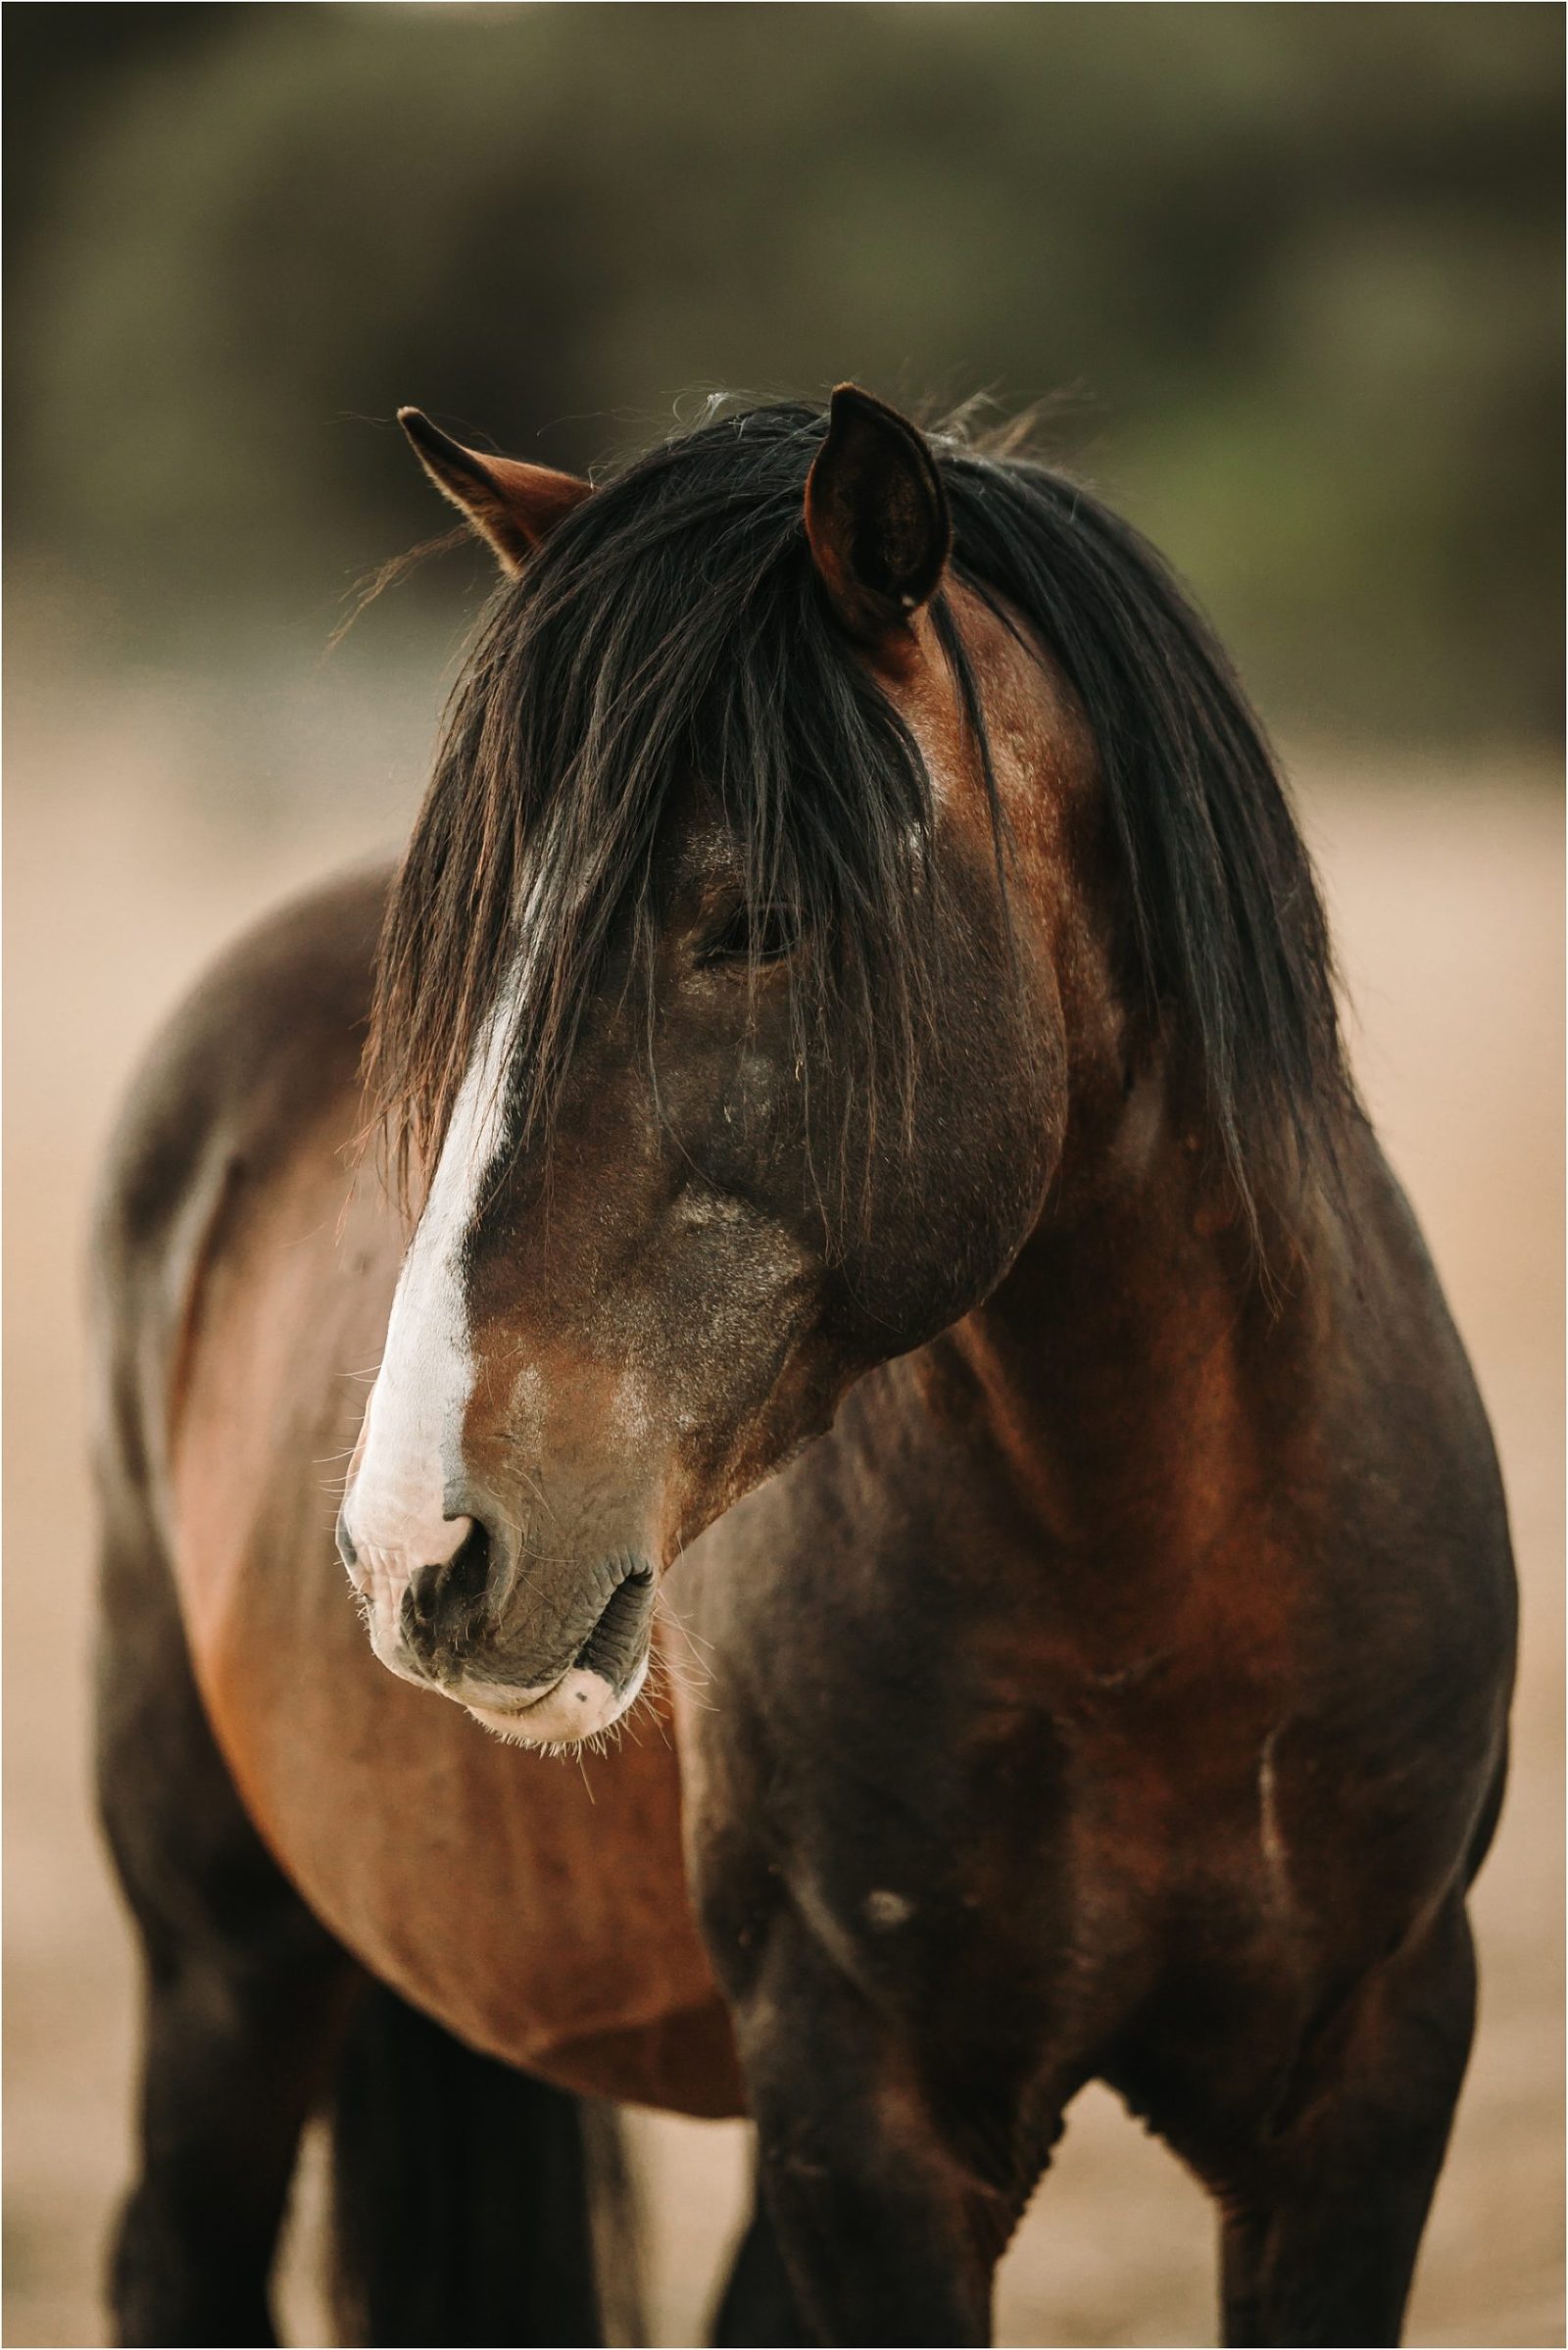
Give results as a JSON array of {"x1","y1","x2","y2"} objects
[{"x1": 4, "y1": 668, "x2": 1561, "y2": 2348}]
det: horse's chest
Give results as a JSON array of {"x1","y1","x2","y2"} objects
[{"x1": 740, "y1": 1652, "x2": 1306, "y2": 2091}]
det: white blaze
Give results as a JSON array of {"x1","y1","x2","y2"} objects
[{"x1": 345, "y1": 995, "x2": 515, "y2": 1648}]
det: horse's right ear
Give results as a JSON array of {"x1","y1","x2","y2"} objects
[{"x1": 398, "y1": 408, "x2": 591, "y2": 575}]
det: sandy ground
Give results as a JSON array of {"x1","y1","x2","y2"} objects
[{"x1": 3, "y1": 667, "x2": 1562, "y2": 2349}]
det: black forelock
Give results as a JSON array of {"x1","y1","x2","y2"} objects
[{"x1": 368, "y1": 396, "x2": 1348, "y2": 1249}]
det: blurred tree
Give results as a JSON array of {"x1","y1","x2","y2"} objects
[
  {"x1": 6, "y1": 1, "x2": 1561, "y2": 739},
  {"x1": 3, "y1": 3, "x2": 227, "y2": 247}
]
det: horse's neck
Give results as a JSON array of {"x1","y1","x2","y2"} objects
[{"x1": 924, "y1": 1075, "x2": 1312, "y2": 1590}]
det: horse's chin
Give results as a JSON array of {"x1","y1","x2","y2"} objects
[{"x1": 459, "y1": 1653, "x2": 649, "y2": 1748}]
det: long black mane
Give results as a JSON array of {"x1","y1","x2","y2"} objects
[{"x1": 368, "y1": 398, "x2": 1348, "y2": 1244}]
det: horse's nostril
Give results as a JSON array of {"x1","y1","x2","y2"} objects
[
  {"x1": 444, "y1": 1519, "x2": 493, "y2": 1607},
  {"x1": 404, "y1": 1519, "x2": 495, "y2": 1660}
]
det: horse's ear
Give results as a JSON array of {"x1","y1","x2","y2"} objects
[
  {"x1": 398, "y1": 407, "x2": 591, "y2": 575},
  {"x1": 805, "y1": 385, "x2": 952, "y2": 653}
]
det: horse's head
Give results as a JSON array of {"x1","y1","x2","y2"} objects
[{"x1": 338, "y1": 391, "x2": 1083, "y2": 1743}]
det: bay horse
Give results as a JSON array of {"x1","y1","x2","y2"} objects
[{"x1": 92, "y1": 387, "x2": 1516, "y2": 2348}]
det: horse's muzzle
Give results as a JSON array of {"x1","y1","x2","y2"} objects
[
  {"x1": 338, "y1": 1482, "x2": 656, "y2": 1739},
  {"x1": 449, "y1": 1553, "x2": 657, "y2": 1745}
]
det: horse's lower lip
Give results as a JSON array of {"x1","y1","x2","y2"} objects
[
  {"x1": 461, "y1": 1654, "x2": 649, "y2": 1747},
  {"x1": 509, "y1": 1679, "x2": 567, "y2": 1715},
  {"x1": 466, "y1": 1670, "x2": 568, "y2": 1718}
]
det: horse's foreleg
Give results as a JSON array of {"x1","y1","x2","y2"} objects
[
  {"x1": 721, "y1": 1909, "x2": 1016, "y2": 2349},
  {"x1": 98, "y1": 1514, "x2": 358, "y2": 2346},
  {"x1": 1216, "y1": 1898, "x2": 1477, "y2": 2349},
  {"x1": 709, "y1": 2171, "x2": 815, "y2": 2348}
]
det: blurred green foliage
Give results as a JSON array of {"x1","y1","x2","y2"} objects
[{"x1": 6, "y1": 2, "x2": 1561, "y2": 740}]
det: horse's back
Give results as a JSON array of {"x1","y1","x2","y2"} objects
[
  {"x1": 91, "y1": 865, "x2": 390, "y2": 1492},
  {"x1": 91, "y1": 865, "x2": 740, "y2": 2114}
]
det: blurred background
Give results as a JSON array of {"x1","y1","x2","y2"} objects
[{"x1": 4, "y1": 5, "x2": 1562, "y2": 2344}]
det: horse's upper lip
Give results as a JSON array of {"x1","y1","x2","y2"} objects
[{"x1": 571, "y1": 1564, "x2": 655, "y2": 1685}]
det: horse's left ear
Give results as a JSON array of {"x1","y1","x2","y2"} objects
[
  {"x1": 805, "y1": 385, "x2": 952, "y2": 654},
  {"x1": 398, "y1": 407, "x2": 591, "y2": 576}
]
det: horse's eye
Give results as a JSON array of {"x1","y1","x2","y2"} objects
[{"x1": 698, "y1": 904, "x2": 802, "y2": 967}]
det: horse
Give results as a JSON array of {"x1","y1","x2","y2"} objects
[{"x1": 91, "y1": 385, "x2": 1516, "y2": 2349}]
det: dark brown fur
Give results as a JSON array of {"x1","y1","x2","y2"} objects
[{"x1": 93, "y1": 391, "x2": 1514, "y2": 2346}]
